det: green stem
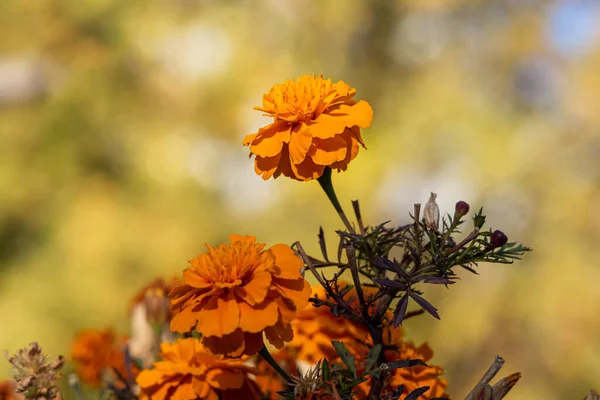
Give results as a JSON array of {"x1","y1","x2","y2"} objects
[
  {"x1": 259, "y1": 345, "x2": 293, "y2": 384},
  {"x1": 317, "y1": 167, "x2": 355, "y2": 233}
]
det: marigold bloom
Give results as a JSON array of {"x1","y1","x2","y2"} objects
[
  {"x1": 243, "y1": 74, "x2": 373, "y2": 181},
  {"x1": 71, "y1": 329, "x2": 136, "y2": 387},
  {"x1": 137, "y1": 338, "x2": 262, "y2": 400},
  {"x1": 169, "y1": 235, "x2": 311, "y2": 357}
]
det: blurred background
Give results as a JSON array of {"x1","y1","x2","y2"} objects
[{"x1": 1, "y1": 0, "x2": 600, "y2": 398}]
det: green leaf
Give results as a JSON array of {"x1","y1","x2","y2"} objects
[
  {"x1": 385, "y1": 358, "x2": 427, "y2": 370},
  {"x1": 332, "y1": 341, "x2": 356, "y2": 376},
  {"x1": 322, "y1": 358, "x2": 330, "y2": 381},
  {"x1": 366, "y1": 344, "x2": 382, "y2": 372},
  {"x1": 473, "y1": 207, "x2": 486, "y2": 229}
]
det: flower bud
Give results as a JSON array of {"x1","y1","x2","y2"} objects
[
  {"x1": 455, "y1": 201, "x2": 470, "y2": 218},
  {"x1": 490, "y1": 230, "x2": 508, "y2": 248}
]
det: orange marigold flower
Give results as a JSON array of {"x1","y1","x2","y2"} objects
[
  {"x1": 137, "y1": 338, "x2": 263, "y2": 400},
  {"x1": 0, "y1": 380, "x2": 23, "y2": 400},
  {"x1": 169, "y1": 235, "x2": 311, "y2": 357},
  {"x1": 71, "y1": 329, "x2": 137, "y2": 387},
  {"x1": 243, "y1": 74, "x2": 373, "y2": 181}
]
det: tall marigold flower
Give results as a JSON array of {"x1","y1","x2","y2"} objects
[
  {"x1": 169, "y1": 235, "x2": 311, "y2": 357},
  {"x1": 137, "y1": 338, "x2": 263, "y2": 400},
  {"x1": 71, "y1": 329, "x2": 137, "y2": 387},
  {"x1": 243, "y1": 74, "x2": 373, "y2": 181}
]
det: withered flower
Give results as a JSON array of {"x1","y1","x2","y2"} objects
[{"x1": 5, "y1": 343, "x2": 64, "y2": 400}]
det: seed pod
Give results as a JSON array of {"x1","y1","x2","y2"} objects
[{"x1": 491, "y1": 230, "x2": 508, "y2": 248}]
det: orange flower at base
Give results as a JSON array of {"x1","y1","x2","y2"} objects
[
  {"x1": 243, "y1": 74, "x2": 373, "y2": 181},
  {"x1": 289, "y1": 285, "x2": 376, "y2": 363},
  {"x1": 0, "y1": 380, "x2": 23, "y2": 400},
  {"x1": 137, "y1": 338, "x2": 262, "y2": 400},
  {"x1": 71, "y1": 329, "x2": 137, "y2": 387},
  {"x1": 169, "y1": 235, "x2": 311, "y2": 357}
]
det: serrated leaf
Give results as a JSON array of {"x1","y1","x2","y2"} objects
[
  {"x1": 409, "y1": 292, "x2": 440, "y2": 319},
  {"x1": 366, "y1": 344, "x2": 382, "y2": 372},
  {"x1": 332, "y1": 341, "x2": 356, "y2": 376},
  {"x1": 405, "y1": 386, "x2": 430, "y2": 400}
]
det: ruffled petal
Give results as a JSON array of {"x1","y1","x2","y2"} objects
[
  {"x1": 235, "y1": 270, "x2": 271, "y2": 306},
  {"x1": 268, "y1": 244, "x2": 303, "y2": 279},
  {"x1": 206, "y1": 368, "x2": 245, "y2": 390},
  {"x1": 254, "y1": 152, "x2": 282, "y2": 180},
  {"x1": 238, "y1": 300, "x2": 278, "y2": 333},
  {"x1": 328, "y1": 100, "x2": 373, "y2": 129},
  {"x1": 308, "y1": 135, "x2": 348, "y2": 166},
  {"x1": 288, "y1": 123, "x2": 313, "y2": 164},
  {"x1": 249, "y1": 121, "x2": 291, "y2": 157},
  {"x1": 194, "y1": 293, "x2": 240, "y2": 337}
]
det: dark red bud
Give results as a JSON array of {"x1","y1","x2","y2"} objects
[
  {"x1": 491, "y1": 230, "x2": 508, "y2": 248},
  {"x1": 455, "y1": 201, "x2": 470, "y2": 218}
]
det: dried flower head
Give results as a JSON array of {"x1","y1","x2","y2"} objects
[
  {"x1": 5, "y1": 343, "x2": 64, "y2": 400},
  {"x1": 71, "y1": 329, "x2": 136, "y2": 387},
  {"x1": 423, "y1": 192, "x2": 440, "y2": 230},
  {"x1": 136, "y1": 338, "x2": 262, "y2": 400},
  {"x1": 0, "y1": 380, "x2": 24, "y2": 400},
  {"x1": 130, "y1": 277, "x2": 179, "y2": 326},
  {"x1": 243, "y1": 74, "x2": 373, "y2": 181},
  {"x1": 169, "y1": 235, "x2": 311, "y2": 357}
]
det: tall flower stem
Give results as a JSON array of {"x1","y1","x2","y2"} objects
[
  {"x1": 317, "y1": 167, "x2": 355, "y2": 233},
  {"x1": 259, "y1": 345, "x2": 293, "y2": 384}
]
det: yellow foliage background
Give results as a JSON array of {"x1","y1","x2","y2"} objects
[{"x1": 1, "y1": 0, "x2": 600, "y2": 398}]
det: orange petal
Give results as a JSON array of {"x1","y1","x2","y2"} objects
[
  {"x1": 254, "y1": 152, "x2": 282, "y2": 180},
  {"x1": 203, "y1": 330, "x2": 245, "y2": 357},
  {"x1": 192, "y1": 377, "x2": 213, "y2": 398},
  {"x1": 238, "y1": 300, "x2": 278, "y2": 333},
  {"x1": 288, "y1": 123, "x2": 313, "y2": 165},
  {"x1": 274, "y1": 145, "x2": 294, "y2": 179},
  {"x1": 289, "y1": 153, "x2": 325, "y2": 181},
  {"x1": 236, "y1": 270, "x2": 271, "y2": 305},
  {"x1": 173, "y1": 379, "x2": 197, "y2": 400},
  {"x1": 206, "y1": 368, "x2": 245, "y2": 390},
  {"x1": 250, "y1": 121, "x2": 291, "y2": 157},
  {"x1": 195, "y1": 293, "x2": 240, "y2": 337},
  {"x1": 273, "y1": 278, "x2": 311, "y2": 311},
  {"x1": 265, "y1": 321, "x2": 294, "y2": 349},
  {"x1": 228, "y1": 234, "x2": 257, "y2": 244},
  {"x1": 306, "y1": 114, "x2": 348, "y2": 139},
  {"x1": 136, "y1": 369, "x2": 164, "y2": 389},
  {"x1": 242, "y1": 133, "x2": 257, "y2": 146},
  {"x1": 268, "y1": 244, "x2": 303, "y2": 279},
  {"x1": 170, "y1": 306, "x2": 198, "y2": 333},
  {"x1": 328, "y1": 100, "x2": 373, "y2": 129},
  {"x1": 308, "y1": 135, "x2": 348, "y2": 166}
]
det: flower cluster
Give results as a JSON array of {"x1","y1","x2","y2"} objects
[{"x1": 3, "y1": 74, "x2": 530, "y2": 400}]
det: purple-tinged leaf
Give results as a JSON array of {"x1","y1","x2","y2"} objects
[
  {"x1": 409, "y1": 292, "x2": 440, "y2": 320},
  {"x1": 419, "y1": 276, "x2": 455, "y2": 285},
  {"x1": 393, "y1": 293, "x2": 409, "y2": 327},
  {"x1": 374, "y1": 278, "x2": 407, "y2": 290}
]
